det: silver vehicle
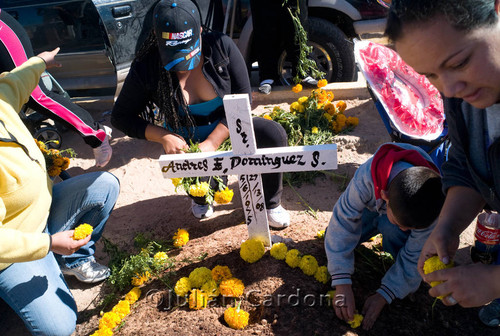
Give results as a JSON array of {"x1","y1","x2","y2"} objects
[{"x1": 0, "y1": 0, "x2": 387, "y2": 99}]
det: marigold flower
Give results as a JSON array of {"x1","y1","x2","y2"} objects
[
  {"x1": 47, "y1": 166, "x2": 62, "y2": 177},
  {"x1": 346, "y1": 116, "x2": 359, "y2": 127},
  {"x1": 219, "y1": 277, "x2": 245, "y2": 297},
  {"x1": 90, "y1": 328, "x2": 113, "y2": 336},
  {"x1": 171, "y1": 178, "x2": 182, "y2": 187},
  {"x1": 299, "y1": 255, "x2": 319, "y2": 276},
  {"x1": 125, "y1": 287, "x2": 141, "y2": 303},
  {"x1": 99, "y1": 311, "x2": 121, "y2": 330},
  {"x1": 285, "y1": 249, "x2": 301, "y2": 268},
  {"x1": 314, "y1": 266, "x2": 329, "y2": 284},
  {"x1": 189, "y1": 181, "x2": 210, "y2": 197},
  {"x1": 73, "y1": 223, "x2": 93, "y2": 240},
  {"x1": 423, "y1": 256, "x2": 454, "y2": 299},
  {"x1": 270, "y1": 242, "x2": 288, "y2": 260},
  {"x1": 174, "y1": 277, "x2": 192, "y2": 297},
  {"x1": 173, "y1": 228, "x2": 189, "y2": 247},
  {"x1": 317, "y1": 79, "x2": 328, "y2": 88},
  {"x1": 131, "y1": 271, "x2": 150, "y2": 286},
  {"x1": 348, "y1": 314, "x2": 364, "y2": 328},
  {"x1": 214, "y1": 187, "x2": 234, "y2": 204},
  {"x1": 189, "y1": 267, "x2": 213, "y2": 288},
  {"x1": 211, "y1": 265, "x2": 233, "y2": 282},
  {"x1": 263, "y1": 114, "x2": 272, "y2": 120},
  {"x1": 298, "y1": 96, "x2": 308, "y2": 104},
  {"x1": 290, "y1": 101, "x2": 301, "y2": 113},
  {"x1": 240, "y1": 238, "x2": 266, "y2": 263},
  {"x1": 311, "y1": 127, "x2": 319, "y2": 134},
  {"x1": 326, "y1": 91, "x2": 335, "y2": 101},
  {"x1": 224, "y1": 306, "x2": 249, "y2": 330},
  {"x1": 188, "y1": 289, "x2": 208, "y2": 310},
  {"x1": 154, "y1": 251, "x2": 168, "y2": 262},
  {"x1": 61, "y1": 157, "x2": 70, "y2": 170},
  {"x1": 324, "y1": 103, "x2": 336, "y2": 115},
  {"x1": 323, "y1": 112, "x2": 333, "y2": 122},
  {"x1": 53, "y1": 156, "x2": 64, "y2": 167},
  {"x1": 336, "y1": 100, "x2": 347, "y2": 113},
  {"x1": 112, "y1": 299, "x2": 131, "y2": 319},
  {"x1": 316, "y1": 230, "x2": 325, "y2": 239},
  {"x1": 292, "y1": 84, "x2": 303, "y2": 93},
  {"x1": 201, "y1": 279, "x2": 220, "y2": 297}
]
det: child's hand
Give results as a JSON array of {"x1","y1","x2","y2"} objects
[
  {"x1": 37, "y1": 48, "x2": 61, "y2": 69},
  {"x1": 361, "y1": 293, "x2": 387, "y2": 330},
  {"x1": 333, "y1": 284, "x2": 355, "y2": 322}
]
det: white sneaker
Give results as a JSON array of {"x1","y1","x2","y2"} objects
[
  {"x1": 302, "y1": 76, "x2": 318, "y2": 87},
  {"x1": 93, "y1": 125, "x2": 112, "y2": 167},
  {"x1": 191, "y1": 200, "x2": 214, "y2": 219},
  {"x1": 61, "y1": 260, "x2": 110, "y2": 283},
  {"x1": 267, "y1": 205, "x2": 290, "y2": 229}
]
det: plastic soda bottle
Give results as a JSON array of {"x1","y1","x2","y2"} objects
[{"x1": 470, "y1": 212, "x2": 500, "y2": 264}]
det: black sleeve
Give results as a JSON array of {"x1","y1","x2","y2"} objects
[
  {"x1": 223, "y1": 35, "x2": 252, "y2": 102},
  {"x1": 111, "y1": 60, "x2": 152, "y2": 139}
]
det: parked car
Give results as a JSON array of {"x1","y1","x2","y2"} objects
[{"x1": 0, "y1": 0, "x2": 387, "y2": 99}]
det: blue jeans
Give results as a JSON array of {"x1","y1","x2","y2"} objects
[
  {"x1": 0, "y1": 172, "x2": 119, "y2": 335},
  {"x1": 358, "y1": 208, "x2": 410, "y2": 257}
]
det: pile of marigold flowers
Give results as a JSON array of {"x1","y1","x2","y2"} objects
[
  {"x1": 264, "y1": 80, "x2": 359, "y2": 148},
  {"x1": 35, "y1": 139, "x2": 75, "y2": 177},
  {"x1": 90, "y1": 287, "x2": 141, "y2": 336},
  {"x1": 173, "y1": 265, "x2": 250, "y2": 329}
]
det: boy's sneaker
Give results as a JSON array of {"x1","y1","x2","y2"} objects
[
  {"x1": 267, "y1": 205, "x2": 290, "y2": 229},
  {"x1": 93, "y1": 125, "x2": 113, "y2": 167},
  {"x1": 302, "y1": 76, "x2": 318, "y2": 87},
  {"x1": 191, "y1": 200, "x2": 214, "y2": 219},
  {"x1": 61, "y1": 260, "x2": 110, "y2": 283},
  {"x1": 479, "y1": 300, "x2": 500, "y2": 327},
  {"x1": 259, "y1": 79, "x2": 274, "y2": 95}
]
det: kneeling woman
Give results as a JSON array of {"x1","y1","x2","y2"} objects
[{"x1": 111, "y1": 0, "x2": 290, "y2": 228}]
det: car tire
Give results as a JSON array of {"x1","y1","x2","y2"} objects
[{"x1": 278, "y1": 17, "x2": 356, "y2": 85}]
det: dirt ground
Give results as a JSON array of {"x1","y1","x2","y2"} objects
[{"x1": 1, "y1": 95, "x2": 496, "y2": 336}]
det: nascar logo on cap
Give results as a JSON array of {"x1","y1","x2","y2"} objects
[{"x1": 162, "y1": 29, "x2": 193, "y2": 40}]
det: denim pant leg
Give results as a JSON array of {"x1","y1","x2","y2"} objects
[
  {"x1": 47, "y1": 171, "x2": 119, "y2": 268},
  {"x1": 0, "y1": 252, "x2": 77, "y2": 336},
  {"x1": 376, "y1": 214, "x2": 411, "y2": 257},
  {"x1": 253, "y1": 117, "x2": 288, "y2": 209}
]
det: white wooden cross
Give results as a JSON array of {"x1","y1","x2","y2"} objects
[{"x1": 158, "y1": 94, "x2": 337, "y2": 246}]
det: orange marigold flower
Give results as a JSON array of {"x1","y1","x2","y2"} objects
[
  {"x1": 188, "y1": 289, "x2": 208, "y2": 310},
  {"x1": 263, "y1": 114, "x2": 272, "y2": 120},
  {"x1": 326, "y1": 91, "x2": 334, "y2": 101},
  {"x1": 346, "y1": 116, "x2": 359, "y2": 127},
  {"x1": 219, "y1": 277, "x2": 245, "y2": 297},
  {"x1": 317, "y1": 79, "x2": 328, "y2": 88},
  {"x1": 292, "y1": 84, "x2": 303, "y2": 93},
  {"x1": 336, "y1": 101, "x2": 347, "y2": 113},
  {"x1": 131, "y1": 271, "x2": 150, "y2": 286},
  {"x1": 61, "y1": 157, "x2": 70, "y2": 170}
]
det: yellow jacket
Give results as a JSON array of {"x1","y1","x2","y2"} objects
[{"x1": 0, "y1": 57, "x2": 52, "y2": 270}]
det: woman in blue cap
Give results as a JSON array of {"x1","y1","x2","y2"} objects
[{"x1": 111, "y1": 0, "x2": 290, "y2": 228}]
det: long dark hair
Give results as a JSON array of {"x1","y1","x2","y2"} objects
[{"x1": 135, "y1": 30, "x2": 195, "y2": 134}]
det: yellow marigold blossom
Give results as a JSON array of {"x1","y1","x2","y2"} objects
[
  {"x1": 336, "y1": 113, "x2": 347, "y2": 124},
  {"x1": 173, "y1": 228, "x2": 189, "y2": 247},
  {"x1": 297, "y1": 104, "x2": 305, "y2": 113},
  {"x1": 240, "y1": 238, "x2": 266, "y2": 263},
  {"x1": 270, "y1": 242, "x2": 288, "y2": 260},
  {"x1": 285, "y1": 249, "x2": 301, "y2": 268},
  {"x1": 224, "y1": 306, "x2": 249, "y2": 330},
  {"x1": 73, "y1": 223, "x2": 93, "y2": 240},
  {"x1": 99, "y1": 311, "x2": 121, "y2": 330},
  {"x1": 131, "y1": 271, "x2": 150, "y2": 286},
  {"x1": 174, "y1": 277, "x2": 192, "y2": 297},
  {"x1": 154, "y1": 251, "x2": 168, "y2": 262},
  {"x1": 47, "y1": 166, "x2": 62, "y2": 177},
  {"x1": 311, "y1": 126, "x2": 319, "y2": 134},
  {"x1": 219, "y1": 277, "x2": 245, "y2": 297},
  {"x1": 53, "y1": 157, "x2": 64, "y2": 167},
  {"x1": 214, "y1": 187, "x2": 234, "y2": 204},
  {"x1": 323, "y1": 112, "x2": 333, "y2": 122},
  {"x1": 299, "y1": 255, "x2": 319, "y2": 276},
  {"x1": 90, "y1": 328, "x2": 113, "y2": 336},
  {"x1": 316, "y1": 230, "x2": 325, "y2": 239},
  {"x1": 348, "y1": 314, "x2": 364, "y2": 328},
  {"x1": 263, "y1": 114, "x2": 272, "y2": 120},
  {"x1": 171, "y1": 178, "x2": 182, "y2": 187},
  {"x1": 298, "y1": 96, "x2": 308, "y2": 104},
  {"x1": 346, "y1": 116, "x2": 359, "y2": 127},
  {"x1": 125, "y1": 287, "x2": 141, "y2": 303},
  {"x1": 292, "y1": 84, "x2": 303, "y2": 93},
  {"x1": 201, "y1": 279, "x2": 220, "y2": 297},
  {"x1": 317, "y1": 79, "x2": 328, "y2": 88},
  {"x1": 423, "y1": 256, "x2": 454, "y2": 299},
  {"x1": 290, "y1": 101, "x2": 301, "y2": 113},
  {"x1": 188, "y1": 289, "x2": 208, "y2": 310},
  {"x1": 189, "y1": 267, "x2": 213, "y2": 288},
  {"x1": 336, "y1": 100, "x2": 347, "y2": 113},
  {"x1": 317, "y1": 103, "x2": 324, "y2": 110},
  {"x1": 324, "y1": 103, "x2": 336, "y2": 115},
  {"x1": 189, "y1": 181, "x2": 210, "y2": 197},
  {"x1": 314, "y1": 266, "x2": 329, "y2": 284},
  {"x1": 112, "y1": 300, "x2": 131, "y2": 319},
  {"x1": 326, "y1": 91, "x2": 335, "y2": 101},
  {"x1": 211, "y1": 265, "x2": 233, "y2": 282}
]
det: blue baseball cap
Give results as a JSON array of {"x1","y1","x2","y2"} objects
[{"x1": 153, "y1": 0, "x2": 202, "y2": 71}]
